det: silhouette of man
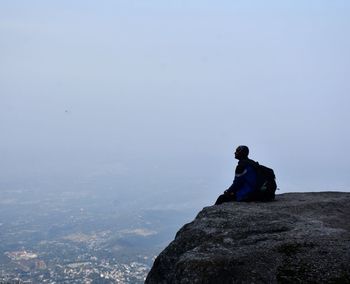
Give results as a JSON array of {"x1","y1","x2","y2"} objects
[{"x1": 215, "y1": 145, "x2": 257, "y2": 205}]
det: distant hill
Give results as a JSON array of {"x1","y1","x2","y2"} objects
[{"x1": 146, "y1": 192, "x2": 350, "y2": 283}]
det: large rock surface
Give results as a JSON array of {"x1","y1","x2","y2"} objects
[{"x1": 146, "y1": 192, "x2": 350, "y2": 283}]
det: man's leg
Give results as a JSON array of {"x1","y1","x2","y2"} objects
[{"x1": 215, "y1": 193, "x2": 236, "y2": 205}]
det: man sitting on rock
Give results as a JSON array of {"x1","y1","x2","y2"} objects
[{"x1": 215, "y1": 145, "x2": 257, "y2": 205}]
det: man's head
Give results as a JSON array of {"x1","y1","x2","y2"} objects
[{"x1": 234, "y1": 145, "x2": 249, "y2": 160}]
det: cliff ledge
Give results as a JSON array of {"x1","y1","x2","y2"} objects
[{"x1": 146, "y1": 192, "x2": 350, "y2": 283}]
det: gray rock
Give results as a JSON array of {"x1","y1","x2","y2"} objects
[{"x1": 146, "y1": 192, "x2": 350, "y2": 284}]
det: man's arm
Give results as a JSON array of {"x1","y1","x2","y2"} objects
[{"x1": 225, "y1": 164, "x2": 246, "y2": 194}]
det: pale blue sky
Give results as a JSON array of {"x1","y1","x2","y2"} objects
[{"x1": 1, "y1": 1, "x2": 350, "y2": 205}]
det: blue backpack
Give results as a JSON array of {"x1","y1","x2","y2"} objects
[{"x1": 253, "y1": 162, "x2": 277, "y2": 201}]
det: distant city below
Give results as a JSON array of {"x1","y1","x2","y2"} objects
[{"x1": 0, "y1": 186, "x2": 195, "y2": 283}]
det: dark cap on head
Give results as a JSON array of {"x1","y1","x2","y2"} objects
[{"x1": 235, "y1": 145, "x2": 249, "y2": 159}]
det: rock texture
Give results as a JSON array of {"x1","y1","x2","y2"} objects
[{"x1": 146, "y1": 192, "x2": 350, "y2": 284}]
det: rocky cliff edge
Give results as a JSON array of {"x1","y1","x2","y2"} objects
[{"x1": 146, "y1": 192, "x2": 350, "y2": 283}]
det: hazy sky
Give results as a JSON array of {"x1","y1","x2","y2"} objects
[{"x1": 1, "y1": 1, "x2": 350, "y2": 205}]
